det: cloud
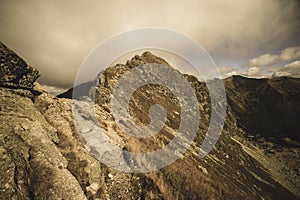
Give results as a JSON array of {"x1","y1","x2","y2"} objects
[
  {"x1": 281, "y1": 46, "x2": 300, "y2": 61},
  {"x1": 249, "y1": 54, "x2": 280, "y2": 66},
  {"x1": 272, "y1": 60, "x2": 300, "y2": 78},
  {"x1": 225, "y1": 71, "x2": 238, "y2": 77},
  {"x1": 225, "y1": 45, "x2": 300, "y2": 78},
  {"x1": 241, "y1": 67, "x2": 263, "y2": 77},
  {"x1": 284, "y1": 60, "x2": 300, "y2": 68},
  {"x1": 0, "y1": 0, "x2": 299, "y2": 87},
  {"x1": 217, "y1": 66, "x2": 238, "y2": 78},
  {"x1": 218, "y1": 66, "x2": 264, "y2": 78},
  {"x1": 249, "y1": 45, "x2": 300, "y2": 67},
  {"x1": 217, "y1": 66, "x2": 263, "y2": 78}
]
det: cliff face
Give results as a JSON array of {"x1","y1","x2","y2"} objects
[{"x1": 0, "y1": 42, "x2": 299, "y2": 199}]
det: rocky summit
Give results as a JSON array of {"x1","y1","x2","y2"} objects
[{"x1": 0, "y1": 43, "x2": 299, "y2": 200}]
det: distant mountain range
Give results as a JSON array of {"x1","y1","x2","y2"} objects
[{"x1": 225, "y1": 75, "x2": 300, "y2": 143}]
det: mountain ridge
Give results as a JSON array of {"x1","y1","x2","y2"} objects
[{"x1": 0, "y1": 42, "x2": 299, "y2": 199}]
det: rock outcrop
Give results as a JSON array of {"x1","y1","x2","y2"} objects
[
  {"x1": 0, "y1": 42, "x2": 39, "y2": 89},
  {"x1": 0, "y1": 86, "x2": 88, "y2": 200},
  {"x1": 0, "y1": 43, "x2": 299, "y2": 199},
  {"x1": 0, "y1": 42, "x2": 104, "y2": 199}
]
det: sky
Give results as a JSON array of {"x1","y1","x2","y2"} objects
[{"x1": 0, "y1": 0, "x2": 300, "y2": 88}]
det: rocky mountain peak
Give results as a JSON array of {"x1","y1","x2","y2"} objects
[{"x1": 125, "y1": 51, "x2": 171, "y2": 68}]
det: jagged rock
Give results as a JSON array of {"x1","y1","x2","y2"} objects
[
  {"x1": 126, "y1": 51, "x2": 171, "y2": 68},
  {"x1": 0, "y1": 42, "x2": 40, "y2": 89}
]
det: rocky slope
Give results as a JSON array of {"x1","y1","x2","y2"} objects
[
  {"x1": 225, "y1": 75, "x2": 300, "y2": 142},
  {"x1": 0, "y1": 42, "x2": 299, "y2": 199}
]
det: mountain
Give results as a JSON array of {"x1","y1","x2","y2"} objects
[
  {"x1": 57, "y1": 81, "x2": 96, "y2": 99},
  {"x1": 0, "y1": 42, "x2": 299, "y2": 199},
  {"x1": 225, "y1": 75, "x2": 300, "y2": 143}
]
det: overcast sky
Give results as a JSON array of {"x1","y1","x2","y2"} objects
[{"x1": 1, "y1": 0, "x2": 300, "y2": 88}]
